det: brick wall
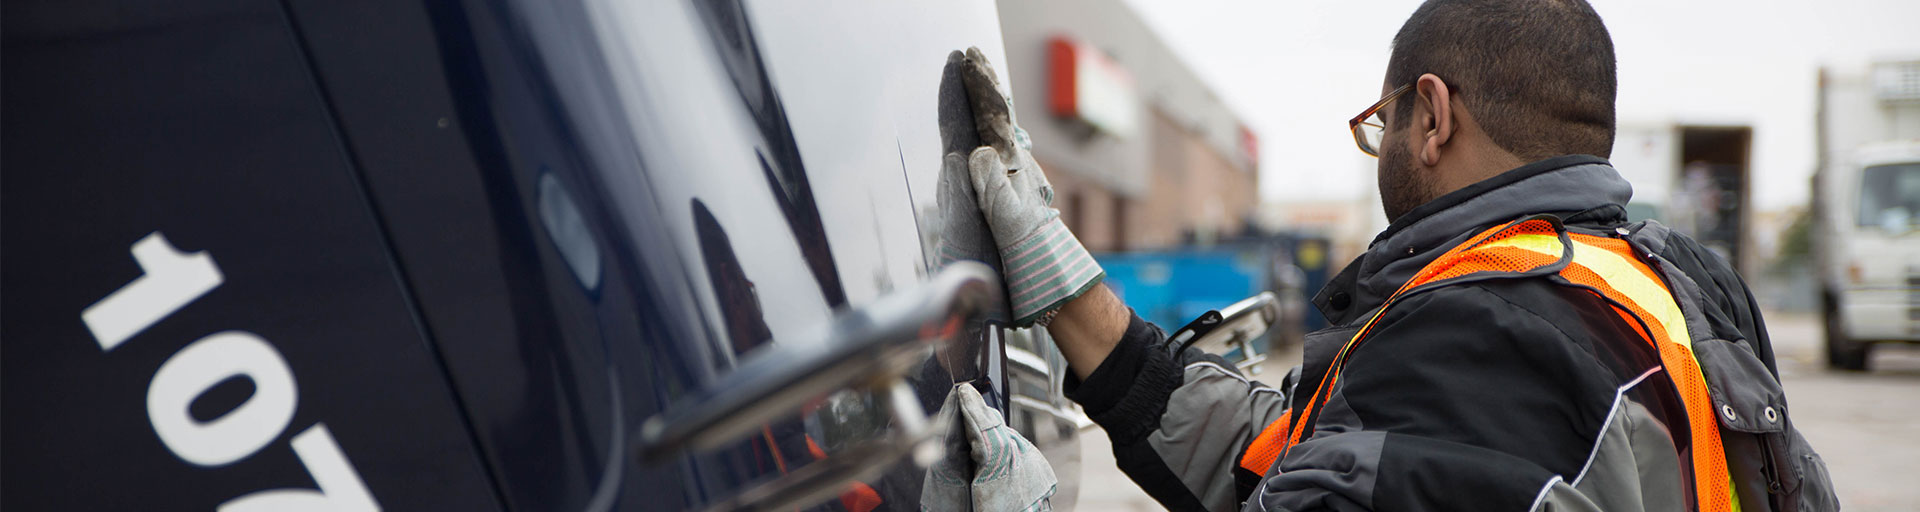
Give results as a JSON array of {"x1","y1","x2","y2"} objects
[{"x1": 1043, "y1": 107, "x2": 1259, "y2": 252}]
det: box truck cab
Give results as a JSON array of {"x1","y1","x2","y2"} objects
[{"x1": 1817, "y1": 141, "x2": 1920, "y2": 370}]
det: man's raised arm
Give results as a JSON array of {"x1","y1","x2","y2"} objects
[{"x1": 945, "y1": 47, "x2": 1296, "y2": 511}]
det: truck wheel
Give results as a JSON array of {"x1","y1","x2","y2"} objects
[{"x1": 1823, "y1": 295, "x2": 1871, "y2": 371}]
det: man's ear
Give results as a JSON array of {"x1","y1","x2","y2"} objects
[{"x1": 1416, "y1": 73, "x2": 1453, "y2": 166}]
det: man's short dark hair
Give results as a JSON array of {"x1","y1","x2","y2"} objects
[{"x1": 1387, "y1": 0, "x2": 1617, "y2": 161}]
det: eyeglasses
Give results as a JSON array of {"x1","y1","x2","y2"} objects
[{"x1": 1349, "y1": 83, "x2": 1413, "y2": 157}]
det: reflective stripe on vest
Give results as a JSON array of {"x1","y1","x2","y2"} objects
[{"x1": 1266, "y1": 217, "x2": 1737, "y2": 511}]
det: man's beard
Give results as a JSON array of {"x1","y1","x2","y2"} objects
[{"x1": 1377, "y1": 140, "x2": 1433, "y2": 223}]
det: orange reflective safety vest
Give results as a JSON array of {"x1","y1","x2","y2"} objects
[{"x1": 1248, "y1": 216, "x2": 1740, "y2": 511}]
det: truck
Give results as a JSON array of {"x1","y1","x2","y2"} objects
[
  {"x1": 1812, "y1": 59, "x2": 1920, "y2": 370},
  {"x1": 3, "y1": 1, "x2": 1088, "y2": 510},
  {"x1": 1609, "y1": 123, "x2": 1757, "y2": 274}
]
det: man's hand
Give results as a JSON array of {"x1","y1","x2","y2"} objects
[
  {"x1": 952, "y1": 47, "x2": 1104, "y2": 328},
  {"x1": 945, "y1": 47, "x2": 1131, "y2": 378}
]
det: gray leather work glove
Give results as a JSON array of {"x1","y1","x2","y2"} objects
[
  {"x1": 937, "y1": 153, "x2": 1001, "y2": 273},
  {"x1": 934, "y1": 50, "x2": 1009, "y2": 325},
  {"x1": 953, "y1": 47, "x2": 1103, "y2": 327},
  {"x1": 919, "y1": 383, "x2": 1058, "y2": 511}
]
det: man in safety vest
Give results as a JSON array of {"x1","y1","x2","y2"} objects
[{"x1": 939, "y1": 0, "x2": 1840, "y2": 510}]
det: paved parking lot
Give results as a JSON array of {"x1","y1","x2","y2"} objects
[{"x1": 1071, "y1": 312, "x2": 1920, "y2": 510}]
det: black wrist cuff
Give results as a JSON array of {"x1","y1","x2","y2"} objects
[{"x1": 1064, "y1": 312, "x2": 1182, "y2": 445}]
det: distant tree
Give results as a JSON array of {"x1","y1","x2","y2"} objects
[{"x1": 1770, "y1": 207, "x2": 1815, "y2": 276}]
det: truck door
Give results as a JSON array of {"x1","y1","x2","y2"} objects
[{"x1": 2, "y1": 1, "x2": 499, "y2": 509}]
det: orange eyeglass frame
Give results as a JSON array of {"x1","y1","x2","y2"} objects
[{"x1": 1348, "y1": 83, "x2": 1414, "y2": 157}]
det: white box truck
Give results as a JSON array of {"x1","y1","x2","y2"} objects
[{"x1": 1812, "y1": 59, "x2": 1920, "y2": 370}]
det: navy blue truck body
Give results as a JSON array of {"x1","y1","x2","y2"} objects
[{"x1": 2, "y1": 0, "x2": 1081, "y2": 510}]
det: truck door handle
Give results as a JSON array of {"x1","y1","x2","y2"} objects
[{"x1": 634, "y1": 262, "x2": 1002, "y2": 510}]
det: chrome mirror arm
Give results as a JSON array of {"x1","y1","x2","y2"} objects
[
  {"x1": 633, "y1": 263, "x2": 1002, "y2": 510},
  {"x1": 1170, "y1": 291, "x2": 1281, "y2": 374}
]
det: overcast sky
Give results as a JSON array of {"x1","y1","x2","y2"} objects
[{"x1": 1123, "y1": 0, "x2": 1920, "y2": 212}]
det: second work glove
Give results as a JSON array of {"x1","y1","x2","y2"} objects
[
  {"x1": 955, "y1": 47, "x2": 1103, "y2": 327},
  {"x1": 919, "y1": 383, "x2": 1058, "y2": 511}
]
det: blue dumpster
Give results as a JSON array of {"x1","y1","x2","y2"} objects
[{"x1": 1096, "y1": 248, "x2": 1269, "y2": 332}]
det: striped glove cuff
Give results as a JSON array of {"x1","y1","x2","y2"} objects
[{"x1": 1001, "y1": 216, "x2": 1105, "y2": 327}]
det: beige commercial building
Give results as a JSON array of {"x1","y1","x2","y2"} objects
[{"x1": 996, "y1": 0, "x2": 1261, "y2": 252}]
